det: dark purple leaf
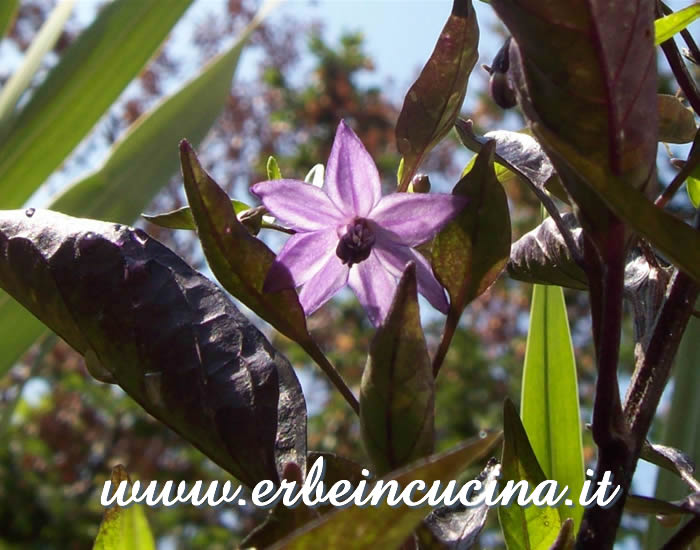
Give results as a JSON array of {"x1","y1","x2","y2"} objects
[
  {"x1": 0, "y1": 209, "x2": 306, "y2": 488},
  {"x1": 395, "y1": 0, "x2": 479, "y2": 191}
]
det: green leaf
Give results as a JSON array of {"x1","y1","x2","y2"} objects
[
  {"x1": 658, "y1": 94, "x2": 697, "y2": 144},
  {"x1": 0, "y1": 0, "x2": 194, "y2": 209},
  {"x1": 0, "y1": 4, "x2": 269, "y2": 378},
  {"x1": 491, "y1": 1, "x2": 700, "y2": 283},
  {"x1": 395, "y1": 0, "x2": 478, "y2": 191},
  {"x1": 655, "y1": 4, "x2": 700, "y2": 46},
  {"x1": 499, "y1": 399, "x2": 562, "y2": 550},
  {"x1": 143, "y1": 200, "x2": 251, "y2": 231},
  {"x1": 269, "y1": 431, "x2": 502, "y2": 550},
  {"x1": 647, "y1": 311, "x2": 700, "y2": 548},
  {"x1": 0, "y1": 209, "x2": 306, "y2": 487},
  {"x1": 0, "y1": 0, "x2": 19, "y2": 38},
  {"x1": 267, "y1": 156, "x2": 283, "y2": 180},
  {"x1": 93, "y1": 465, "x2": 155, "y2": 550},
  {"x1": 0, "y1": 0, "x2": 76, "y2": 127},
  {"x1": 688, "y1": 176, "x2": 700, "y2": 208},
  {"x1": 521, "y1": 285, "x2": 585, "y2": 529},
  {"x1": 507, "y1": 214, "x2": 587, "y2": 290},
  {"x1": 361, "y1": 263, "x2": 435, "y2": 475},
  {"x1": 432, "y1": 140, "x2": 511, "y2": 313}
]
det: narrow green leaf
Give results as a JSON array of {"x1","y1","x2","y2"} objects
[
  {"x1": 499, "y1": 399, "x2": 561, "y2": 550},
  {"x1": 0, "y1": 0, "x2": 194, "y2": 208},
  {"x1": 0, "y1": 0, "x2": 76, "y2": 127},
  {"x1": 395, "y1": 0, "x2": 478, "y2": 191},
  {"x1": 0, "y1": 0, "x2": 19, "y2": 38},
  {"x1": 93, "y1": 465, "x2": 155, "y2": 550},
  {"x1": 521, "y1": 285, "x2": 585, "y2": 529},
  {"x1": 658, "y1": 94, "x2": 697, "y2": 144},
  {"x1": 361, "y1": 263, "x2": 435, "y2": 475},
  {"x1": 267, "y1": 156, "x2": 283, "y2": 180},
  {"x1": 270, "y1": 431, "x2": 502, "y2": 550},
  {"x1": 143, "y1": 200, "x2": 251, "y2": 231},
  {"x1": 0, "y1": 4, "x2": 270, "y2": 378},
  {"x1": 647, "y1": 311, "x2": 700, "y2": 548},
  {"x1": 432, "y1": 140, "x2": 511, "y2": 313},
  {"x1": 655, "y1": 4, "x2": 700, "y2": 46}
]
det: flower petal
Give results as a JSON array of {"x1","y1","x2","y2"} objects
[
  {"x1": 251, "y1": 179, "x2": 345, "y2": 231},
  {"x1": 369, "y1": 192, "x2": 468, "y2": 246},
  {"x1": 298, "y1": 253, "x2": 349, "y2": 316},
  {"x1": 374, "y1": 244, "x2": 449, "y2": 314},
  {"x1": 325, "y1": 120, "x2": 382, "y2": 217},
  {"x1": 348, "y1": 250, "x2": 398, "y2": 326},
  {"x1": 263, "y1": 229, "x2": 339, "y2": 293}
]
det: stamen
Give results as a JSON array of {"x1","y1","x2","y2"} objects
[{"x1": 336, "y1": 218, "x2": 375, "y2": 266}]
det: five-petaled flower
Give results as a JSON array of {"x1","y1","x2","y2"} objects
[{"x1": 251, "y1": 120, "x2": 467, "y2": 326}]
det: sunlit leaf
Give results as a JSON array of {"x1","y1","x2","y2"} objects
[
  {"x1": 655, "y1": 4, "x2": 700, "y2": 46},
  {"x1": 0, "y1": 209, "x2": 306, "y2": 488},
  {"x1": 521, "y1": 285, "x2": 585, "y2": 529},
  {"x1": 433, "y1": 140, "x2": 511, "y2": 313},
  {"x1": 658, "y1": 94, "x2": 697, "y2": 144},
  {"x1": 0, "y1": 0, "x2": 194, "y2": 208},
  {"x1": 395, "y1": 0, "x2": 478, "y2": 191},
  {"x1": 93, "y1": 465, "x2": 155, "y2": 550},
  {"x1": 499, "y1": 399, "x2": 561, "y2": 550},
  {"x1": 361, "y1": 263, "x2": 434, "y2": 475},
  {"x1": 0, "y1": 0, "x2": 76, "y2": 128},
  {"x1": 0, "y1": 4, "x2": 271, "y2": 378},
  {"x1": 688, "y1": 176, "x2": 700, "y2": 208},
  {"x1": 270, "y1": 432, "x2": 502, "y2": 550},
  {"x1": 267, "y1": 155, "x2": 282, "y2": 180}
]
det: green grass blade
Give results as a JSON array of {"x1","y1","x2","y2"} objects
[
  {"x1": 0, "y1": 0, "x2": 76, "y2": 127},
  {"x1": 520, "y1": 284, "x2": 585, "y2": 529},
  {"x1": 655, "y1": 4, "x2": 700, "y2": 46},
  {"x1": 0, "y1": 0, "x2": 193, "y2": 209},
  {"x1": 0, "y1": 2, "x2": 276, "y2": 377},
  {"x1": 646, "y1": 308, "x2": 700, "y2": 549},
  {"x1": 0, "y1": 0, "x2": 19, "y2": 40}
]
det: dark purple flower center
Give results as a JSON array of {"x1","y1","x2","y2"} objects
[{"x1": 336, "y1": 218, "x2": 375, "y2": 266}]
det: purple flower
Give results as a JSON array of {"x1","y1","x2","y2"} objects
[{"x1": 251, "y1": 121, "x2": 467, "y2": 326}]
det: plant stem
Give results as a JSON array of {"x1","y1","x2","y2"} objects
[
  {"x1": 655, "y1": 131, "x2": 700, "y2": 208},
  {"x1": 432, "y1": 306, "x2": 460, "y2": 377},
  {"x1": 660, "y1": 517, "x2": 700, "y2": 550},
  {"x1": 305, "y1": 342, "x2": 360, "y2": 414}
]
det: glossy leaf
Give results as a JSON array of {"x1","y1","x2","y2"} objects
[
  {"x1": 507, "y1": 214, "x2": 586, "y2": 291},
  {"x1": 658, "y1": 94, "x2": 697, "y2": 144},
  {"x1": 0, "y1": 0, "x2": 19, "y2": 38},
  {"x1": 395, "y1": 0, "x2": 478, "y2": 191},
  {"x1": 270, "y1": 431, "x2": 502, "y2": 550},
  {"x1": 491, "y1": 2, "x2": 700, "y2": 283},
  {"x1": 521, "y1": 285, "x2": 585, "y2": 529},
  {"x1": 143, "y1": 200, "x2": 251, "y2": 231},
  {"x1": 433, "y1": 140, "x2": 511, "y2": 314},
  {"x1": 0, "y1": 0, "x2": 76, "y2": 127},
  {"x1": 0, "y1": 209, "x2": 306, "y2": 488},
  {"x1": 93, "y1": 465, "x2": 156, "y2": 550},
  {"x1": 0, "y1": 0, "x2": 193, "y2": 208},
  {"x1": 0, "y1": 5, "x2": 269, "y2": 379},
  {"x1": 416, "y1": 459, "x2": 499, "y2": 550},
  {"x1": 499, "y1": 399, "x2": 561, "y2": 550},
  {"x1": 361, "y1": 263, "x2": 435, "y2": 475},
  {"x1": 655, "y1": 4, "x2": 700, "y2": 46},
  {"x1": 640, "y1": 441, "x2": 698, "y2": 488}
]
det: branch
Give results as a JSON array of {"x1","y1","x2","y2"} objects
[
  {"x1": 660, "y1": 516, "x2": 700, "y2": 550},
  {"x1": 655, "y1": 130, "x2": 700, "y2": 208}
]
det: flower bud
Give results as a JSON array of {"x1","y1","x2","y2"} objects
[{"x1": 410, "y1": 174, "x2": 431, "y2": 193}]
